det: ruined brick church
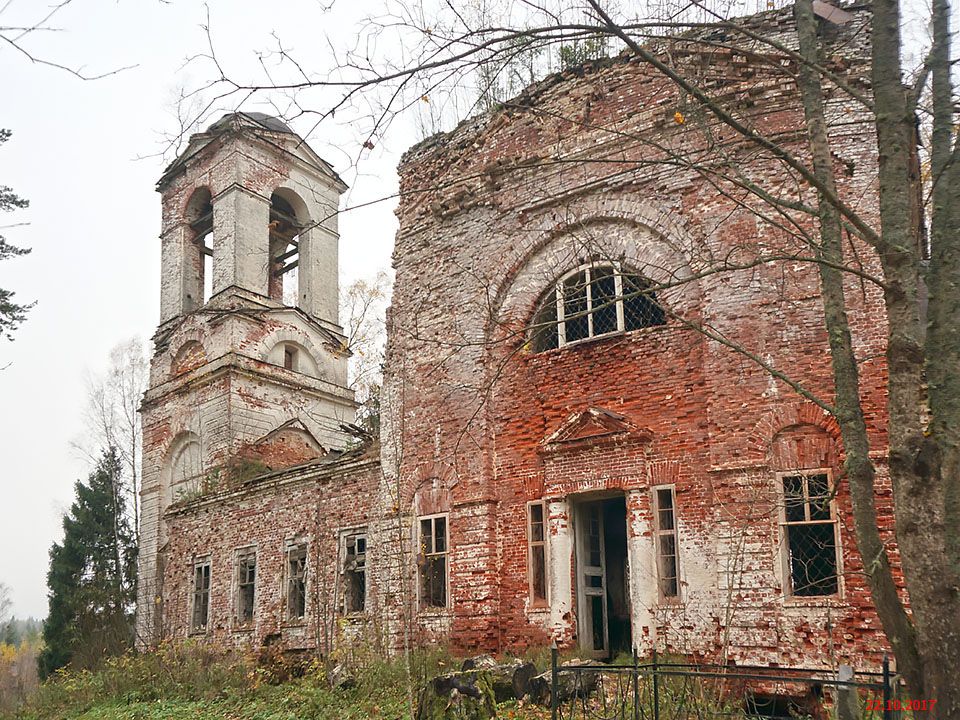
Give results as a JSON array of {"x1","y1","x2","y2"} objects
[{"x1": 137, "y1": 3, "x2": 898, "y2": 671}]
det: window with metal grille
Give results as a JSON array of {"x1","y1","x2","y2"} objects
[
  {"x1": 236, "y1": 548, "x2": 256, "y2": 624},
  {"x1": 342, "y1": 531, "x2": 367, "y2": 613},
  {"x1": 653, "y1": 487, "x2": 679, "y2": 599},
  {"x1": 528, "y1": 502, "x2": 549, "y2": 605},
  {"x1": 780, "y1": 472, "x2": 840, "y2": 597},
  {"x1": 285, "y1": 544, "x2": 307, "y2": 620},
  {"x1": 191, "y1": 558, "x2": 211, "y2": 632},
  {"x1": 418, "y1": 515, "x2": 448, "y2": 608},
  {"x1": 531, "y1": 263, "x2": 666, "y2": 351}
]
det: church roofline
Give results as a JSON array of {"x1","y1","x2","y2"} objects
[{"x1": 157, "y1": 111, "x2": 347, "y2": 192}]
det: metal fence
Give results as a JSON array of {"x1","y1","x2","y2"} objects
[{"x1": 549, "y1": 649, "x2": 900, "y2": 720}]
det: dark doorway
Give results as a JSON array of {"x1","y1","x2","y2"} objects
[{"x1": 574, "y1": 494, "x2": 631, "y2": 657}]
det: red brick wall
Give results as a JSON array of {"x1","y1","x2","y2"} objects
[
  {"x1": 381, "y1": 5, "x2": 895, "y2": 669},
  {"x1": 161, "y1": 457, "x2": 380, "y2": 651}
]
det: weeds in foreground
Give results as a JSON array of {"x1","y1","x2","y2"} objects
[{"x1": 4, "y1": 641, "x2": 468, "y2": 720}]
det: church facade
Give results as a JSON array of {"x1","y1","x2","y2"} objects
[{"x1": 138, "y1": 3, "x2": 900, "y2": 671}]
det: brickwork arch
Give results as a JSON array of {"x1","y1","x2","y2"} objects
[
  {"x1": 159, "y1": 326, "x2": 208, "y2": 378},
  {"x1": 161, "y1": 430, "x2": 204, "y2": 508},
  {"x1": 749, "y1": 401, "x2": 843, "y2": 467},
  {"x1": 490, "y1": 207, "x2": 703, "y2": 345},
  {"x1": 403, "y1": 460, "x2": 458, "y2": 512},
  {"x1": 171, "y1": 340, "x2": 207, "y2": 377},
  {"x1": 257, "y1": 327, "x2": 326, "y2": 378}
]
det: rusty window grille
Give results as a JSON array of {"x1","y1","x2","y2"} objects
[
  {"x1": 528, "y1": 502, "x2": 549, "y2": 605},
  {"x1": 285, "y1": 543, "x2": 307, "y2": 620},
  {"x1": 191, "y1": 558, "x2": 211, "y2": 632},
  {"x1": 653, "y1": 486, "x2": 679, "y2": 599},
  {"x1": 531, "y1": 263, "x2": 666, "y2": 352},
  {"x1": 418, "y1": 515, "x2": 448, "y2": 608},
  {"x1": 342, "y1": 531, "x2": 367, "y2": 613},
  {"x1": 780, "y1": 472, "x2": 840, "y2": 597},
  {"x1": 236, "y1": 548, "x2": 256, "y2": 624}
]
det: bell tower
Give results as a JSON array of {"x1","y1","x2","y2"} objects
[{"x1": 136, "y1": 113, "x2": 356, "y2": 644}]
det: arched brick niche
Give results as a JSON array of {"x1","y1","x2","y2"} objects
[
  {"x1": 769, "y1": 423, "x2": 840, "y2": 472},
  {"x1": 749, "y1": 402, "x2": 843, "y2": 468},
  {"x1": 171, "y1": 340, "x2": 207, "y2": 377},
  {"x1": 491, "y1": 211, "x2": 703, "y2": 348}
]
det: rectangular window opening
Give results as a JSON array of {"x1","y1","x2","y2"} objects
[
  {"x1": 528, "y1": 502, "x2": 548, "y2": 604},
  {"x1": 236, "y1": 549, "x2": 256, "y2": 625},
  {"x1": 342, "y1": 531, "x2": 367, "y2": 613},
  {"x1": 653, "y1": 487, "x2": 679, "y2": 599},
  {"x1": 286, "y1": 544, "x2": 307, "y2": 620},
  {"x1": 191, "y1": 558, "x2": 211, "y2": 632},
  {"x1": 419, "y1": 515, "x2": 448, "y2": 608},
  {"x1": 283, "y1": 345, "x2": 297, "y2": 371},
  {"x1": 780, "y1": 472, "x2": 839, "y2": 597}
]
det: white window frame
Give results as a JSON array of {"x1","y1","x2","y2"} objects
[
  {"x1": 340, "y1": 529, "x2": 368, "y2": 614},
  {"x1": 417, "y1": 513, "x2": 450, "y2": 610},
  {"x1": 234, "y1": 546, "x2": 257, "y2": 627},
  {"x1": 555, "y1": 262, "x2": 627, "y2": 347},
  {"x1": 190, "y1": 556, "x2": 212, "y2": 634},
  {"x1": 284, "y1": 541, "x2": 308, "y2": 622},
  {"x1": 776, "y1": 469, "x2": 844, "y2": 600},
  {"x1": 651, "y1": 485, "x2": 681, "y2": 602},
  {"x1": 526, "y1": 501, "x2": 550, "y2": 607}
]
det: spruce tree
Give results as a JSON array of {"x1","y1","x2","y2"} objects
[
  {"x1": 39, "y1": 449, "x2": 137, "y2": 677},
  {"x1": 0, "y1": 129, "x2": 32, "y2": 341}
]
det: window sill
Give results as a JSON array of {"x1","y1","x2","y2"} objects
[
  {"x1": 232, "y1": 624, "x2": 255, "y2": 633},
  {"x1": 417, "y1": 606, "x2": 451, "y2": 616},
  {"x1": 188, "y1": 629, "x2": 208, "y2": 637},
  {"x1": 783, "y1": 595, "x2": 845, "y2": 608},
  {"x1": 281, "y1": 620, "x2": 307, "y2": 628}
]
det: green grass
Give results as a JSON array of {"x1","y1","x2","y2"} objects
[{"x1": 4, "y1": 643, "x2": 553, "y2": 720}]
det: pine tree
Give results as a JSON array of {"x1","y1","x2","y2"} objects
[
  {"x1": 0, "y1": 129, "x2": 32, "y2": 341},
  {"x1": 39, "y1": 449, "x2": 137, "y2": 677}
]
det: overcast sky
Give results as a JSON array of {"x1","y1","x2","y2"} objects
[
  {"x1": 0, "y1": 0, "x2": 936, "y2": 622},
  {"x1": 1, "y1": 0, "x2": 417, "y2": 619}
]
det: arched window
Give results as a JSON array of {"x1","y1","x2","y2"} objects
[
  {"x1": 530, "y1": 263, "x2": 666, "y2": 351},
  {"x1": 169, "y1": 437, "x2": 202, "y2": 502},
  {"x1": 268, "y1": 190, "x2": 308, "y2": 307},
  {"x1": 266, "y1": 340, "x2": 320, "y2": 377},
  {"x1": 185, "y1": 187, "x2": 214, "y2": 309}
]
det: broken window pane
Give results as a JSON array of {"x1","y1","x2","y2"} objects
[
  {"x1": 419, "y1": 516, "x2": 448, "y2": 608},
  {"x1": 782, "y1": 475, "x2": 807, "y2": 522},
  {"x1": 622, "y1": 273, "x2": 666, "y2": 330},
  {"x1": 530, "y1": 503, "x2": 544, "y2": 542},
  {"x1": 788, "y1": 523, "x2": 838, "y2": 596},
  {"x1": 590, "y1": 267, "x2": 618, "y2": 336},
  {"x1": 237, "y1": 550, "x2": 256, "y2": 624},
  {"x1": 654, "y1": 487, "x2": 679, "y2": 599},
  {"x1": 530, "y1": 264, "x2": 666, "y2": 351},
  {"x1": 590, "y1": 595, "x2": 605, "y2": 651},
  {"x1": 563, "y1": 271, "x2": 590, "y2": 342},
  {"x1": 781, "y1": 473, "x2": 839, "y2": 597},
  {"x1": 192, "y1": 560, "x2": 211, "y2": 632},
  {"x1": 420, "y1": 519, "x2": 433, "y2": 554},
  {"x1": 531, "y1": 290, "x2": 559, "y2": 352},
  {"x1": 343, "y1": 531, "x2": 367, "y2": 613},
  {"x1": 286, "y1": 544, "x2": 307, "y2": 620},
  {"x1": 421, "y1": 556, "x2": 447, "y2": 607},
  {"x1": 528, "y1": 502, "x2": 548, "y2": 603}
]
